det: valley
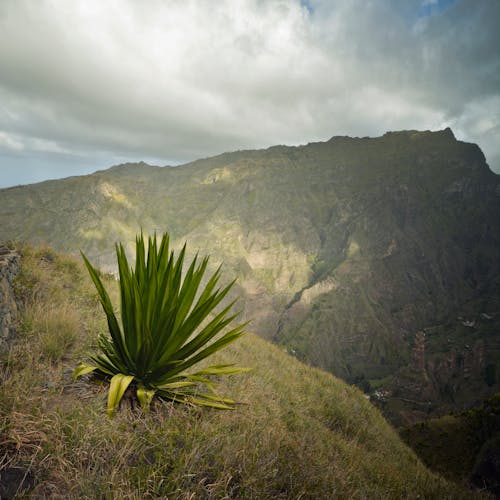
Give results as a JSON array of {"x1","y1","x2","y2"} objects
[{"x1": 2, "y1": 128, "x2": 499, "y2": 425}]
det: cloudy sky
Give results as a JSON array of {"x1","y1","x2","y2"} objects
[{"x1": 0, "y1": 0, "x2": 499, "y2": 187}]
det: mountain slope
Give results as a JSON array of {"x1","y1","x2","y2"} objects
[
  {"x1": 401, "y1": 393, "x2": 500, "y2": 496},
  {"x1": 0, "y1": 245, "x2": 479, "y2": 498},
  {"x1": 1, "y1": 129, "x2": 500, "y2": 423}
]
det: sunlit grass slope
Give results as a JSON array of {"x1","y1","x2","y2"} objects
[{"x1": 0, "y1": 245, "x2": 481, "y2": 498}]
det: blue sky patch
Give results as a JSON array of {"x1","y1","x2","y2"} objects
[{"x1": 418, "y1": 0, "x2": 457, "y2": 18}]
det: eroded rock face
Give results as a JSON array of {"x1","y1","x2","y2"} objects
[{"x1": 0, "y1": 245, "x2": 20, "y2": 351}]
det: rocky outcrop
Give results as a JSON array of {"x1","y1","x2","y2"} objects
[{"x1": 0, "y1": 245, "x2": 20, "y2": 351}]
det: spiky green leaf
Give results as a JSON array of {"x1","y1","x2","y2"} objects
[
  {"x1": 107, "y1": 374, "x2": 134, "y2": 418},
  {"x1": 137, "y1": 385, "x2": 156, "y2": 411},
  {"x1": 76, "y1": 232, "x2": 249, "y2": 416},
  {"x1": 73, "y1": 362, "x2": 97, "y2": 381}
]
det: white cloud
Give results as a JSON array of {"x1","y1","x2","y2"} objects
[
  {"x1": 0, "y1": 0, "x2": 498, "y2": 183},
  {"x1": 0, "y1": 131, "x2": 24, "y2": 152},
  {"x1": 448, "y1": 95, "x2": 500, "y2": 168}
]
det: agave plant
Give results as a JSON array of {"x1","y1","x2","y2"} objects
[{"x1": 74, "y1": 232, "x2": 249, "y2": 417}]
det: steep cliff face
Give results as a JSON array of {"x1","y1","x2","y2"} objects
[
  {"x1": 268, "y1": 130, "x2": 500, "y2": 421},
  {"x1": 1, "y1": 129, "x2": 499, "y2": 421},
  {"x1": 380, "y1": 310, "x2": 500, "y2": 425}
]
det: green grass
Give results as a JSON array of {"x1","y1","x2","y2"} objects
[{"x1": 0, "y1": 244, "x2": 484, "y2": 498}]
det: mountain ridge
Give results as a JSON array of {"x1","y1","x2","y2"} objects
[{"x1": 1, "y1": 128, "x2": 499, "y2": 424}]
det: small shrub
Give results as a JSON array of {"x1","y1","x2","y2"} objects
[{"x1": 74, "y1": 232, "x2": 249, "y2": 417}]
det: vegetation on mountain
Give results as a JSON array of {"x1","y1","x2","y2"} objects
[
  {"x1": 74, "y1": 232, "x2": 248, "y2": 417},
  {"x1": 0, "y1": 244, "x2": 481, "y2": 497},
  {"x1": 1, "y1": 129, "x2": 499, "y2": 424},
  {"x1": 401, "y1": 393, "x2": 500, "y2": 496}
]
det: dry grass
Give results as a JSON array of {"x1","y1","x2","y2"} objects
[
  {"x1": 21, "y1": 304, "x2": 80, "y2": 362},
  {"x1": 0, "y1": 244, "x2": 487, "y2": 498}
]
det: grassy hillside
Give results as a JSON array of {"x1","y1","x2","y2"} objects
[
  {"x1": 1, "y1": 129, "x2": 500, "y2": 424},
  {"x1": 0, "y1": 244, "x2": 479, "y2": 498},
  {"x1": 401, "y1": 394, "x2": 500, "y2": 496}
]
